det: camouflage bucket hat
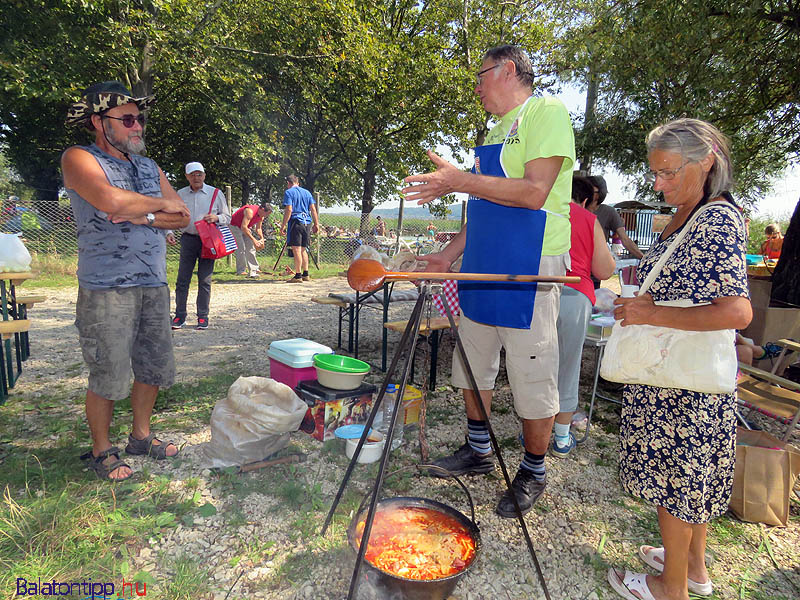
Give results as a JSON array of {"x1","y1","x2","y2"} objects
[{"x1": 66, "y1": 81, "x2": 155, "y2": 127}]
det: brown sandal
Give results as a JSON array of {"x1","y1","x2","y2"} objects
[
  {"x1": 125, "y1": 433, "x2": 179, "y2": 460},
  {"x1": 79, "y1": 446, "x2": 133, "y2": 481}
]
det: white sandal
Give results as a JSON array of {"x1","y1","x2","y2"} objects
[
  {"x1": 607, "y1": 568, "x2": 657, "y2": 600},
  {"x1": 638, "y1": 545, "x2": 713, "y2": 596}
]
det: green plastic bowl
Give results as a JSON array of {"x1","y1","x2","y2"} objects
[{"x1": 314, "y1": 354, "x2": 370, "y2": 374}]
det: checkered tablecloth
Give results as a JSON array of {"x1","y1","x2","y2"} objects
[{"x1": 432, "y1": 279, "x2": 460, "y2": 317}]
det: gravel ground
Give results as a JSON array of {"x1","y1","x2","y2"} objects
[{"x1": 10, "y1": 276, "x2": 800, "y2": 600}]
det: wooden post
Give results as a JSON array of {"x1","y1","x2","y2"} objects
[
  {"x1": 395, "y1": 197, "x2": 405, "y2": 255},
  {"x1": 461, "y1": 199, "x2": 467, "y2": 229},
  {"x1": 226, "y1": 185, "x2": 234, "y2": 269},
  {"x1": 315, "y1": 192, "x2": 321, "y2": 269}
]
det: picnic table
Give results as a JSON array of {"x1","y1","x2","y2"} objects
[{"x1": 0, "y1": 271, "x2": 36, "y2": 402}]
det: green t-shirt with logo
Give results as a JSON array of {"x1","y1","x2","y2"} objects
[{"x1": 484, "y1": 96, "x2": 575, "y2": 256}]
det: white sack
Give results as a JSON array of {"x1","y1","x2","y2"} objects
[
  {"x1": 0, "y1": 234, "x2": 32, "y2": 272},
  {"x1": 201, "y1": 376, "x2": 308, "y2": 468}
]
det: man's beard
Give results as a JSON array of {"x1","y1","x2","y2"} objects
[{"x1": 106, "y1": 124, "x2": 146, "y2": 155}]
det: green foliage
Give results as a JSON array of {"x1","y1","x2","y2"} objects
[
  {"x1": 2, "y1": 0, "x2": 797, "y2": 219},
  {"x1": 559, "y1": 1, "x2": 800, "y2": 205}
]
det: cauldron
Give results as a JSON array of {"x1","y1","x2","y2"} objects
[{"x1": 347, "y1": 469, "x2": 481, "y2": 600}]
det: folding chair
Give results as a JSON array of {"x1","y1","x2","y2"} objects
[
  {"x1": 768, "y1": 338, "x2": 799, "y2": 376},
  {"x1": 737, "y1": 362, "x2": 800, "y2": 442}
]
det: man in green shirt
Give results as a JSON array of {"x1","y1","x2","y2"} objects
[{"x1": 402, "y1": 45, "x2": 575, "y2": 517}]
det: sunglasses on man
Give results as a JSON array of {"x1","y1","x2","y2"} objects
[{"x1": 101, "y1": 113, "x2": 147, "y2": 128}]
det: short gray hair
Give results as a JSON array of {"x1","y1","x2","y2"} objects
[
  {"x1": 645, "y1": 118, "x2": 733, "y2": 199},
  {"x1": 483, "y1": 45, "x2": 534, "y2": 87}
]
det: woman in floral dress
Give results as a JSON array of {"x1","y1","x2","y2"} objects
[{"x1": 607, "y1": 119, "x2": 752, "y2": 600}]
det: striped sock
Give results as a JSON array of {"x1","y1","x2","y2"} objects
[
  {"x1": 467, "y1": 418, "x2": 491, "y2": 455},
  {"x1": 519, "y1": 451, "x2": 546, "y2": 481}
]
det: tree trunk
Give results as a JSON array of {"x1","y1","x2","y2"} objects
[
  {"x1": 579, "y1": 67, "x2": 598, "y2": 174},
  {"x1": 359, "y1": 150, "x2": 377, "y2": 237},
  {"x1": 770, "y1": 198, "x2": 800, "y2": 307},
  {"x1": 265, "y1": 180, "x2": 274, "y2": 206},
  {"x1": 34, "y1": 180, "x2": 59, "y2": 221},
  {"x1": 241, "y1": 178, "x2": 250, "y2": 206}
]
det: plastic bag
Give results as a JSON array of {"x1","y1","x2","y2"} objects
[
  {"x1": 0, "y1": 233, "x2": 32, "y2": 272},
  {"x1": 201, "y1": 376, "x2": 308, "y2": 468},
  {"x1": 593, "y1": 287, "x2": 618, "y2": 315},
  {"x1": 352, "y1": 244, "x2": 383, "y2": 264}
]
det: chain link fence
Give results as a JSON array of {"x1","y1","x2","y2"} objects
[{"x1": 3, "y1": 189, "x2": 464, "y2": 272}]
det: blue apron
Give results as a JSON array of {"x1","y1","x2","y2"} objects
[{"x1": 458, "y1": 142, "x2": 546, "y2": 329}]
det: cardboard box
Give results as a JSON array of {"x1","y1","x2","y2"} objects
[{"x1": 295, "y1": 380, "x2": 375, "y2": 441}]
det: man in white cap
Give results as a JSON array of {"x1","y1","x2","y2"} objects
[{"x1": 170, "y1": 162, "x2": 231, "y2": 330}]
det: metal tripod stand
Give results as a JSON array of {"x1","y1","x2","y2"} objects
[{"x1": 321, "y1": 282, "x2": 552, "y2": 600}]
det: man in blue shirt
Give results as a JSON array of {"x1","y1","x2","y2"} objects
[{"x1": 280, "y1": 174, "x2": 320, "y2": 282}]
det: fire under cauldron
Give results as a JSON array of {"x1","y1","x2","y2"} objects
[{"x1": 347, "y1": 475, "x2": 481, "y2": 600}]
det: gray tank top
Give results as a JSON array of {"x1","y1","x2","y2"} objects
[{"x1": 66, "y1": 144, "x2": 167, "y2": 289}]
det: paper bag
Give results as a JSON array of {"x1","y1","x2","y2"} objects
[{"x1": 729, "y1": 428, "x2": 800, "y2": 527}]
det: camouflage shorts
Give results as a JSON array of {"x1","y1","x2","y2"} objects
[{"x1": 75, "y1": 286, "x2": 175, "y2": 401}]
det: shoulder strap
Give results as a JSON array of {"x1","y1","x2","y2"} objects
[
  {"x1": 207, "y1": 188, "x2": 219, "y2": 213},
  {"x1": 639, "y1": 203, "x2": 719, "y2": 295}
]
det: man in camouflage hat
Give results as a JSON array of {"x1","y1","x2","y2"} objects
[{"x1": 62, "y1": 81, "x2": 190, "y2": 481}]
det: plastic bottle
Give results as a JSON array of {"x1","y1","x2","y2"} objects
[{"x1": 379, "y1": 384, "x2": 404, "y2": 450}]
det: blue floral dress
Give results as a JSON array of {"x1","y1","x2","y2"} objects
[{"x1": 618, "y1": 202, "x2": 749, "y2": 523}]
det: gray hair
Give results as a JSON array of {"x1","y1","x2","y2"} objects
[
  {"x1": 645, "y1": 118, "x2": 733, "y2": 199},
  {"x1": 483, "y1": 45, "x2": 534, "y2": 87}
]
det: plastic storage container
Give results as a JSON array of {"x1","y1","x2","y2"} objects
[
  {"x1": 268, "y1": 338, "x2": 333, "y2": 390},
  {"x1": 378, "y1": 384, "x2": 404, "y2": 450},
  {"x1": 295, "y1": 379, "x2": 376, "y2": 441}
]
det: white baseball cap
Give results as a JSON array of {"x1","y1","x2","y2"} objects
[{"x1": 185, "y1": 161, "x2": 204, "y2": 174}]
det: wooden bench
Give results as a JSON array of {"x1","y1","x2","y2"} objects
[
  {"x1": 12, "y1": 294, "x2": 46, "y2": 307},
  {"x1": 9, "y1": 294, "x2": 44, "y2": 362},
  {"x1": 311, "y1": 295, "x2": 353, "y2": 352},
  {"x1": 384, "y1": 316, "x2": 458, "y2": 388},
  {"x1": 312, "y1": 286, "x2": 420, "y2": 364},
  {"x1": 0, "y1": 319, "x2": 30, "y2": 402}
]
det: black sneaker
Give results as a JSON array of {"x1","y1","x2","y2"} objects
[
  {"x1": 428, "y1": 442, "x2": 495, "y2": 477},
  {"x1": 197, "y1": 317, "x2": 209, "y2": 330},
  {"x1": 496, "y1": 469, "x2": 547, "y2": 518},
  {"x1": 171, "y1": 316, "x2": 185, "y2": 330}
]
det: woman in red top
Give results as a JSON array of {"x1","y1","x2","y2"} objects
[
  {"x1": 230, "y1": 203, "x2": 271, "y2": 277},
  {"x1": 551, "y1": 176, "x2": 616, "y2": 456},
  {"x1": 760, "y1": 223, "x2": 783, "y2": 259}
]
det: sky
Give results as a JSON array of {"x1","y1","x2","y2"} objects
[{"x1": 322, "y1": 86, "x2": 798, "y2": 218}]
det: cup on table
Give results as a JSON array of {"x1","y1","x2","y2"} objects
[{"x1": 620, "y1": 284, "x2": 639, "y2": 298}]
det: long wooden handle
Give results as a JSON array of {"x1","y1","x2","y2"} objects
[{"x1": 383, "y1": 271, "x2": 580, "y2": 284}]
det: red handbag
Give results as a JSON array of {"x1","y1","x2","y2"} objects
[{"x1": 195, "y1": 189, "x2": 237, "y2": 259}]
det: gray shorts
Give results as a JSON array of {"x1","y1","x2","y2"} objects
[{"x1": 76, "y1": 286, "x2": 175, "y2": 401}]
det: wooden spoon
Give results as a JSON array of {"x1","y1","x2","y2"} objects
[{"x1": 347, "y1": 258, "x2": 580, "y2": 292}]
